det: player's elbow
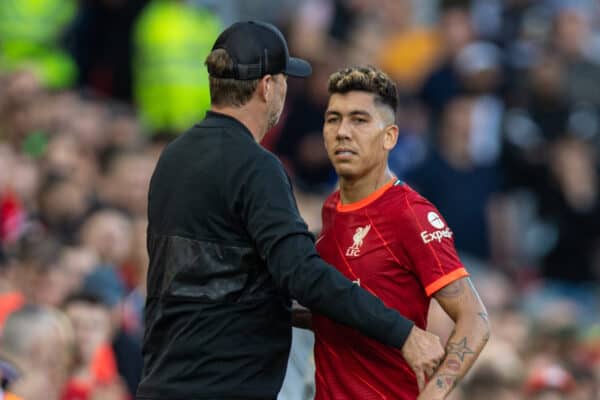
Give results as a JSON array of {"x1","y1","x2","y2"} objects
[
  {"x1": 481, "y1": 316, "x2": 491, "y2": 345},
  {"x1": 466, "y1": 296, "x2": 491, "y2": 345},
  {"x1": 483, "y1": 319, "x2": 492, "y2": 343},
  {"x1": 456, "y1": 306, "x2": 491, "y2": 345},
  {"x1": 473, "y1": 308, "x2": 491, "y2": 346}
]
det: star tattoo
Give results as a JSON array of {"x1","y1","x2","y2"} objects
[{"x1": 446, "y1": 338, "x2": 475, "y2": 362}]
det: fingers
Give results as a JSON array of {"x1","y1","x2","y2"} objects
[
  {"x1": 424, "y1": 365, "x2": 437, "y2": 379},
  {"x1": 402, "y1": 327, "x2": 446, "y2": 386},
  {"x1": 415, "y1": 358, "x2": 439, "y2": 394},
  {"x1": 428, "y1": 336, "x2": 445, "y2": 367},
  {"x1": 422, "y1": 356, "x2": 439, "y2": 380},
  {"x1": 415, "y1": 368, "x2": 425, "y2": 391},
  {"x1": 421, "y1": 336, "x2": 444, "y2": 368}
]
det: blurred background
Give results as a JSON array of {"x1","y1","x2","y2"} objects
[{"x1": 0, "y1": 0, "x2": 600, "y2": 399}]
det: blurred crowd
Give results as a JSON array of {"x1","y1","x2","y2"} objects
[{"x1": 1, "y1": 0, "x2": 600, "y2": 399}]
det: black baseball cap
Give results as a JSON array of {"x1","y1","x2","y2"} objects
[{"x1": 208, "y1": 21, "x2": 312, "y2": 80}]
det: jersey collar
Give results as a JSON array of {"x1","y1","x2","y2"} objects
[{"x1": 336, "y1": 178, "x2": 398, "y2": 212}]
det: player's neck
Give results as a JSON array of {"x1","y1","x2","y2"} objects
[
  {"x1": 210, "y1": 104, "x2": 268, "y2": 142},
  {"x1": 339, "y1": 167, "x2": 395, "y2": 205}
]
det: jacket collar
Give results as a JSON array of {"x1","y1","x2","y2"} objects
[{"x1": 203, "y1": 111, "x2": 255, "y2": 140}]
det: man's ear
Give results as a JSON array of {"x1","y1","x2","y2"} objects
[
  {"x1": 383, "y1": 124, "x2": 399, "y2": 151},
  {"x1": 257, "y1": 75, "x2": 272, "y2": 103}
]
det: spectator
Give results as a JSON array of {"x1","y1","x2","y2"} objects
[
  {"x1": 132, "y1": 0, "x2": 221, "y2": 134},
  {"x1": 539, "y1": 137, "x2": 600, "y2": 284},
  {"x1": 59, "y1": 246, "x2": 100, "y2": 298},
  {"x1": 419, "y1": 3, "x2": 474, "y2": 117},
  {"x1": 120, "y1": 218, "x2": 147, "y2": 341},
  {"x1": 274, "y1": 59, "x2": 338, "y2": 193},
  {"x1": 43, "y1": 132, "x2": 99, "y2": 189},
  {"x1": 79, "y1": 209, "x2": 132, "y2": 267},
  {"x1": 0, "y1": 305, "x2": 74, "y2": 400},
  {"x1": 376, "y1": 0, "x2": 440, "y2": 92},
  {"x1": 406, "y1": 96, "x2": 504, "y2": 262},
  {"x1": 38, "y1": 176, "x2": 92, "y2": 244},
  {"x1": 66, "y1": 0, "x2": 149, "y2": 100},
  {"x1": 0, "y1": 0, "x2": 77, "y2": 89},
  {"x1": 13, "y1": 234, "x2": 72, "y2": 308},
  {"x1": 524, "y1": 364, "x2": 577, "y2": 399},
  {"x1": 97, "y1": 150, "x2": 156, "y2": 217},
  {"x1": 80, "y1": 266, "x2": 143, "y2": 397},
  {"x1": 0, "y1": 357, "x2": 21, "y2": 400},
  {"x1": 0, "y1": 252, "x2": 23, "y2": 330},
  {"x1": 552, "y1": 7, "x2": 600, "y2": 106},
  {"x1": 62, "y1": 292, "x2": 129, "y2": 400}
]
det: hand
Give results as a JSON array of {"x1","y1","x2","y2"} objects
[{"x1": 401, "y1": 326, "x2": 444, "y2": 391}]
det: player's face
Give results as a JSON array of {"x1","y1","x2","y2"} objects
[{"x1": 323, "y1": 91, "x2": 398, "y2": 180}]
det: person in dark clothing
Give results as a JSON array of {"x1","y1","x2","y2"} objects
[
  {"x1": 80, "y1": 266, "x2": 143, "y2": 397},
  {"x1": 138, "y1": 21, "x2": 444, "y2": 400},
  {"x1": 538, "y1": 137, "x2": 600, "y2": 283},
  {"x1": 407, "y1": 96, "x2": 502, "y2": 262},
  {"x1": 66, "y1": 0, "x2": 149, "y2": 100},
  {"x1": 274, "y1": 60, "x2": 338, "y2": 194}
]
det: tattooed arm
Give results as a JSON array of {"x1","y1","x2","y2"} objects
[{"x1": 418, "y1": 277, "x2": 490, "y2": 399}]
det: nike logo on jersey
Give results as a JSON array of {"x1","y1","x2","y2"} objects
[{"x1": 346, "y1": 225, "x2": 370, "y2": 257}]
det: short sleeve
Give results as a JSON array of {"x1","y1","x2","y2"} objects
[{"x1": 397, "y1": 190, "x2": 469, "y2": 297}]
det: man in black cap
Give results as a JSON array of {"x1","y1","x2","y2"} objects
[{"x1": 138, "y1": 21, "x2": 444, "y2": 400}]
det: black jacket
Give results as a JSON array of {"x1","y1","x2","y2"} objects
[{"x1": 137, "y1": 111, "x2": 414, "y2": 400}]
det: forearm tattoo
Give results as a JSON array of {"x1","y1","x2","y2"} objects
[
  {"x1": 446, "y1": 337, "x2": 475, "y2": 362},
  {"x1": 435, "y1": 374, "x2": 458, "y2": 390}
]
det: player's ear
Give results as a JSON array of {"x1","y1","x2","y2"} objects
[{"x1": 383, "y1": 124, "x2": 399, "y2": 151}]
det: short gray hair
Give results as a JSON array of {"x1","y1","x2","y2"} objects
[{"x1": 1, "y1": 305, "x2": 64, "y2": 358}]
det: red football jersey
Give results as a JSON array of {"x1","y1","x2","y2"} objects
[{"x1": 313, "y1": 178, "x2": 469, "y2": 400}]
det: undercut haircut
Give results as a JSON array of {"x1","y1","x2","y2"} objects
[
  {"x1": 205, "y1": 49, "x2": 260, "y2": 107},
  {"x1": 328, "y1": 66, "x2": 398, "y2": 115}
]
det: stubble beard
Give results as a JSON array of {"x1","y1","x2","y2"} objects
[{"x1": 266, "y1": 102, "x2": 283, "y2": 131}]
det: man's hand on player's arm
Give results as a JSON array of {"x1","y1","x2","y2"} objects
[
  {"x1": 401, "y1": 325, "x2": 445, "y2": 391},
  {"x1": 291, "y1": 301, "x2": 313, "y2": 330},
  {"x1": 417, "y1": 277, "x2": 490, "y2": 400}
]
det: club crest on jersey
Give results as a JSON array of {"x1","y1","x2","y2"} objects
[
  {"x1": 346, "y1": 225, "x2": 371, "y2": 256},
  {"x1": 421, "y1": 211, "x2": 453, "y2": 243}
]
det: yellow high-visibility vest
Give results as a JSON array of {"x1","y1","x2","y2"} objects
[
  {"x1": 0, "y1": 0, "x2": 77, "y2": 88},
  {"x1": 133, "y1": 1, "x2": 221, "y2": 134}
]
